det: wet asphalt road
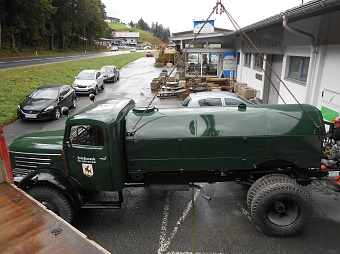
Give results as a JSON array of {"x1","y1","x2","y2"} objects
[{"x1": 3, "y1": 57, "x2": 340, "y2": 254}]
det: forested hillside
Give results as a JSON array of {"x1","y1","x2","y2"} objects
[
  {"x1": 0, "y1": 0, "x2": 169, "y2": 56},
  {"x1": 0, "y1": 0, "x2": 108, "y2": 52}
]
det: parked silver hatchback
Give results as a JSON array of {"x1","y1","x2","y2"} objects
[{"x1": 182, "y1": 91, "x2": 254, "y2": 107}]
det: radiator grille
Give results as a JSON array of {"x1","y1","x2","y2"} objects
[{"x1": 13, "y1": 155, "x2": 51, "y2": 177}]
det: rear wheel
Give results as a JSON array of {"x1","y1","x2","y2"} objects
[
  {"x1": 251, "y1": 182, "x2": 312, "y2": 236},
  {"x1": 27, "y1": 186, "x2": 74, "y2": 223},
  {"x1": 247, "y1": 173, "x2": 296, "y2": 209}
]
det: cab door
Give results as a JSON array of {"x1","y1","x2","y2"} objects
[{"x1": 64, "y1": 124, "x2": 113, "y2": 191}]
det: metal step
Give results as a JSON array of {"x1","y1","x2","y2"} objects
[{"x1": 81, "y1": 201, "x2": 121, "y2": 209}]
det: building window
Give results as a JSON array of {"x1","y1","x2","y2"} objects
[
  {"x1": 288, "y1": 56, "x2": 310, "y2": 82},
  {"x1": 186, "y1": 53, "x2": 218, "y2": 77},
  {"x1": 253, "y1": 54, "x2": 263, "y2": 70},
  {"x1": 236, "y1": 52, "x2": 240, "y2": 65},
  {"x1": 244, "y1": 53, "x2": 251, "y2": 67}
]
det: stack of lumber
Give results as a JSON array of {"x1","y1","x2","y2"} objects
[{"x1": 206, "y1": 78, "x2": 234, "y2": 92}]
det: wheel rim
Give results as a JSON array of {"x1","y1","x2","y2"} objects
[
  {"x1": 267, "y1": 200, "x2": 300, "y2": 226},
  {"x1": 55, "y1": 108, "x2": 61, "y2": 119},
  {"x1": 72, "y1": 98, "x2": 77, "y2": 108}
]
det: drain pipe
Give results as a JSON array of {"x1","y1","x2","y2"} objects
[
  {"x1": 283, "y1": 16, "x2": 317, "y2": 104},
  {"x1": 283, "y1": 16, "x2": 316, "y2": 53}
]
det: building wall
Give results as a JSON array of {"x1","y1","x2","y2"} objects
[{"x1": 235, "y1": 13, "x2": 340, "y2": 109}]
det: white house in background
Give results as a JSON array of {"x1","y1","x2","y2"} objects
[
  {"x1": 112, "y1": 31, "x2": 140, "y2": 47},
  {"x1": 171, "y1": 0, "x2": 340, "y2": 121}
]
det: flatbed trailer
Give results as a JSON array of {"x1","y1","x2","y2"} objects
[{"x1": 0, "y1": 126, "x2": 109, "y2": 254}]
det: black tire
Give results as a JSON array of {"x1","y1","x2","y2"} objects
[
  {"x1": 113, "y1": 76, "x2": 116, "y2": 83},
  {"x1": 251, "y1": 182, "x2": 312, "y2": 236},
  {"x1": 70, "y1": 96, "x2": 77, "y2": 109},
  {"x1": 27, "y1": 186, "x2": 74, "y2": 223},
  {"x1": 94, "y1": 86, "x2": 99, "y2": 95},
  {"x1": 53, "y1": 107, "x2": 61, "y2": 120},
  {"x1": 247, "y1": 173, "x2": 296, "y2": 209}
]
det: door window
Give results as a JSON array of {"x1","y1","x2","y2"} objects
[
  {"x1": 198, "y1": 98, "x2": 222, "y2": 106},
  {"x1": 69, "y1": 125, "x2": 104, "y2": 147}
]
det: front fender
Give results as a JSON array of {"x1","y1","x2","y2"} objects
[{"x1": 18, "y1": 169, "x2": 81, "y2": 211}]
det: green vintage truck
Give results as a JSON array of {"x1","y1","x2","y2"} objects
[{"x1": 8, "y1": 98, "x2": 327, "y2": 236}]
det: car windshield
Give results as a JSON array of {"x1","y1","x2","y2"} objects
[
  {"x1": 77, "y1": 72, "x2": 94, "y2": 80},
  {"x1": 100, "y1": 67, "x2": 113, "y2": 73},
  {"x1": 235, "y1": 95, "x2": 254, "y2": 105},
  {"x1": 30, "y1": 88, "x2": 59, "y2": 99},
  {"x1": 181, "y1": 96, "x2": 192, "y2": 107}
]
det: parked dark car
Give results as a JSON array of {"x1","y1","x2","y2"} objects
[
  {"x1": 99, "y1": 66, "x2": 120, "y2": 83},
  {"x1": 181, "y1": 91, "x2": 254, "y2": 107},
  {"x1": 17, "y1": 84, "x2": 77, "y2": 120}
]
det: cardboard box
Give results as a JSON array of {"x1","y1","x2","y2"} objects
[
  {"x1": 235, "y1": 83, "x2": 247, "y2": 93},
  {"x1": 239, "y1": 86, "x2": 256, "y2": 99}
]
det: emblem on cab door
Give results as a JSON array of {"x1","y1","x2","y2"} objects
[{"x1": 82, "y1": 163, "x2": 94, "y2": 177}]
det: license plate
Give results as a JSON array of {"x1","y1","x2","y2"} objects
[{"x1": 25, "y1": 113, "x2": 37, "y2": 118}]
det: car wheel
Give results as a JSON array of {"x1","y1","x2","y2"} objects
[
  {"x1": 53, "y1": 107, "x2": 61, "y2": 120},
  {"x1": 113, "y1": 76, "x2": 116, "y2": 83},
  {"x1": 117, "y1": 73, "x2": 120, "y2": 80},
  {"x1": 94, "y1": 86, "x2": 99, "y2": 95},
  {"x1": 70, "y1": 96, "x2": 77, "y2": 109},
  {"x1": 27, "y1": 186, "x2": 74, "y2": 223}
]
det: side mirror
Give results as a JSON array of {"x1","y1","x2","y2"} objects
[
  {"x1": 62, "y1": 107, "x2": 70, "y2": 117},
  {"x1": 89, "y1": 93, "x2": 96, "y2": 102},
  {"x1": 238, "y1": 103, "x2": 247, "y2": 111}
]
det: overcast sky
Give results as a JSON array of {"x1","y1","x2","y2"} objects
[{"x1": 101, "y1": 0, "x2": 308, "y2": 33}]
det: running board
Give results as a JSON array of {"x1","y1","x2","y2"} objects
[{"x1": 81, "y1": 201, "x2": 121, "y2": 209}]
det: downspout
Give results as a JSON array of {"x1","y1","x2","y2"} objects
[{"x1": 283, "y1": 16, "x2": 317, "y2": 104}]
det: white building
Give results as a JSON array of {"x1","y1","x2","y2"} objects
[{"x1": 171, "y1": 0, "x2": 340, "y2": 121}]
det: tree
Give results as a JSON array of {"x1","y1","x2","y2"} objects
[{"x1": 137, "y1": 18, "x2": 149, "y2": 31}]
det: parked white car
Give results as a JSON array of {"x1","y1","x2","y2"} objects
[
  {"x1": 182, "y1": 91, "x2": 254, "y2": 107},
  {"x1": 72, "y1": 70, "x2": 104, "y2": 95},
  {"x1": 129, "y1": 47, "x2": 136, "y2": 52}
]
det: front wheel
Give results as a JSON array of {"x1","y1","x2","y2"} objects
[
  {"x1": 27, "y1": 186, "x2": 74, "y2": 223},
  {"x1": 251, "y1": 182, "x2": 312, "y2": 236},
  {"x1": 94, "y1": 86, "x2": 99, "y2": 95},
  {"x1": 53, "y1": 107, "x2": 61, "y2": 120},
  {"x1": 70, "y1": 96, "x2": 77, "y2": 109}
]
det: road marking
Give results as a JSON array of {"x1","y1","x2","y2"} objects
[
  {"x1": 13, "y1": 59, "x2": 41, "y2": 62},
  {"x1": 158, "y1": 189, "x2": 200, "y2": 254}
]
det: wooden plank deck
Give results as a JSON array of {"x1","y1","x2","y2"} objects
[{"x1": 0, "y1": 182, "x2": 109, "y2": 254}]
